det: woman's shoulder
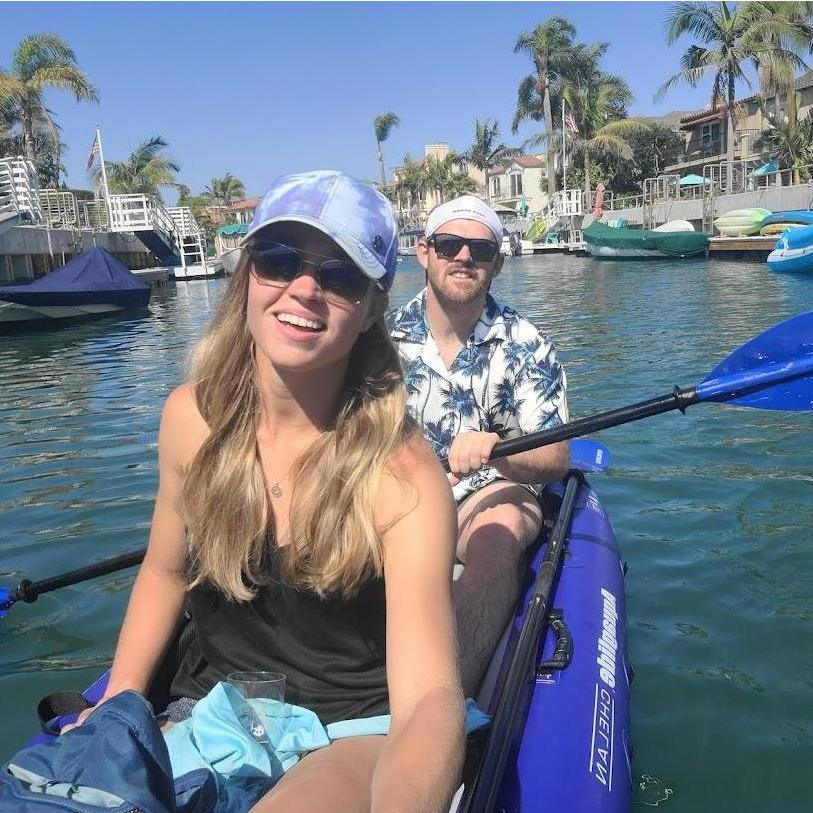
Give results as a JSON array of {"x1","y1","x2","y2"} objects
[
  {"x1": 376, "y1": 429, "x2": 455, "y2": 531},
  {"x1": 159, "y1": 382, "x2": 210, "y2": 466}
]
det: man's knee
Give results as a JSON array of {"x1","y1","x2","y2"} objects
[{"x1": 457, "y1": 490, "x2": 543, "y2": 562}]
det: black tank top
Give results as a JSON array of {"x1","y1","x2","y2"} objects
[{"x1": 170, "y1": 544, "x2": 389, "y2": 725}]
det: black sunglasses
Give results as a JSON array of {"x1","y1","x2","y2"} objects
[
  {"x1": 247, "y1": 242, "x2": 378, "y2": 305},
  {"x1": 428, "y1": 232, "x2": 500, "y2": 263}
]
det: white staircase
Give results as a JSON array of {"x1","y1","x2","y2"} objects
[{"x1": 0, "y1": 156, "x2": 44, "y2": 227}]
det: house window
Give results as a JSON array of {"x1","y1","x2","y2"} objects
[
  {"x1": 510, "y1": 173, "x2": 523, "y2": 197},
  {"x1": 701, "y1": 123, "x2": 720, "y2": 151},
  {"x1": 492, "y1": 177, "x2": 501, "y2": 197}
]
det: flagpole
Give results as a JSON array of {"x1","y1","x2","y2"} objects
[
  {"x1": 562, "y1": 100, "x2": 568, "y2": 191},
  {"x1": 96, "y1": 125, "x2": 112, "y2": 228}
]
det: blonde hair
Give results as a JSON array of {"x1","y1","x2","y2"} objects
[{"x1": 179, "y1": 251, "x2": 410, "y2": 600}]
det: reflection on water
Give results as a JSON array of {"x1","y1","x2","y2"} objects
[{"x1": 1, "y1": 260, "x2": 812, "y2": 811}]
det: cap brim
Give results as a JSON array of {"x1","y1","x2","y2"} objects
[{"x1": 242, "y1": 215, "x2": 387, "y2": 281}]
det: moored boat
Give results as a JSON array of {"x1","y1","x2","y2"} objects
[
  {"x1": 0, "y1": 247, "x2": 150, "y2": 326},
  {"x1": 767, "y1": 223, "x2": 813, "y2": 273},
  {"x1": 27, "y1": 473, "x2": 631, "y2": 812},
  {"x1": 713, "y1": 208, "x2": 771, "y2": 237},
  {"x1": 584, "y1": 221, "x2": 708, "y2": 259}
]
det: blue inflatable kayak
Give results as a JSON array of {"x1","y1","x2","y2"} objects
[
  {"x1": 768, "y1": 223, "x2": 813, "y2": 274},
  {"x1": 28, "y1": 474, "x2": 632, "y2": 812}
]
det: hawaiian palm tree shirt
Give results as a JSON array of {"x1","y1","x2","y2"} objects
[{"x1": 387, "y1": 289, "x2": 569, "y2": 503}]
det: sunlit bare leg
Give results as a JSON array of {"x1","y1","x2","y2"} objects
[
  {"x1": 453, "y1": 482, "x2": 543, "y2": 698},
  {"x1": 249, "y1": 735, "x2": 386, "y2": 813}
]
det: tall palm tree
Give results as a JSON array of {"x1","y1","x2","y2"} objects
[
  {"x1": 742, "y1": 1, "x2": 813, "y2": 127},
  {"x1": 373, "y1": 112, "x2": 400, "y2": 188},
  {"x1": 203, "y1": 173, "x2": 246, "y2": 207},
  {"x1": 0, "y1": 34, "x2": 98, "y2": 185},
  {"x1": 395, "y1": 155, "x2": 426, "y2": 217},
  {"x1": 525, "y1": 43, "x2": 649, "y2": 200},
  {"x1": 99, "y1": 136, "x2": 180, "y2": 200},
  {"x1": 421, "y1": 152, "x2": 464, "y2": 206},
  {"x1": 513, "y1": 17, "x2": 577, "y2": 197},
  {"x1": 657, "y1": 2, "x2": 808, "y2": 189},
  {"x1": 463, "y1": 119, "x2": 517, "y2": 202}
]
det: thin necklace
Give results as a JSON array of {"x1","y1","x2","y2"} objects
[{"x1": 270, "y1": 481, "x2": 284, "y2": 499}]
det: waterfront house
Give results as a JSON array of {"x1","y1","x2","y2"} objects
[
  {"x1": 664, "y1": 71, "x2": 813, "y2": 177},
  {"x1": 487, "y1": 155, "x2": 548, "y2": 214},
  {"x1": 230, "y1": 197, "x2": 259, "y2": 225}
]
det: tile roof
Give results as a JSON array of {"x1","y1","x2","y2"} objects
[{"x1": 231, "y1": 197, "x2": 259, "y2": 210}]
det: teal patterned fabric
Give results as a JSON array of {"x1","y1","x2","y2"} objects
[{"x1": 388, "y1": 289, "x2": 569, "y2": 502}]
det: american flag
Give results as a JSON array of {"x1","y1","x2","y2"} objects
[{"x1": 86, "y1": 133, "x2": 100, "y2": 170}]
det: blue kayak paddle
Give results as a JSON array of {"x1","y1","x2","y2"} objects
[{"x1": 3, "y1": 305, "x2": 812, "y2": 618}]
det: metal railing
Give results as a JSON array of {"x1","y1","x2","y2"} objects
[
  {"x1": 108, "y1": 193, "x2": 179, "y2": 248},
  {"x1": 0, "y1": 156, "x2": 43, "y2": 223},
  {"x1": 39, "y1": 189, "x2": 78, "y2": 228},
  {"x1": 79, "y1": 199, "x2": 109, "y2": 230}
]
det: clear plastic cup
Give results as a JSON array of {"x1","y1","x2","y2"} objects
[{"x1": 226, "y1": 671, "x2": 286, "y2": 744}]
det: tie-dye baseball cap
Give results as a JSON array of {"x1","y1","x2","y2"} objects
[{"x1": 243, "y1": 170, "x2": 399, "y2": 291}]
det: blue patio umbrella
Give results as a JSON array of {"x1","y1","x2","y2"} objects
[
  {"x1": 749, "y1": 160, "x2": 779, "y2": 177},
  {"x1": 679, "y1": 173, "x2": 709, "y2": 186}
]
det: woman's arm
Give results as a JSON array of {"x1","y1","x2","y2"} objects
[{"x1": 371, "y1": 433, "x2": 465, "y2": 813}]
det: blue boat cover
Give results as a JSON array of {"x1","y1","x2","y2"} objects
[{"x1": 0, "y1": 247, "x2": 151, "y2": 309}]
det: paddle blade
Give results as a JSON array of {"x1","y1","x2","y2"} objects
[
  {"x1": 697, "y1": 310, "x2": 813, "y2": 410},
  {"x1": 570, "y1": 439, "x2": 611, "y2": 472}
]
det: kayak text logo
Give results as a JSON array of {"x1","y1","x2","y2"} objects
[
  {"x1": 597, "y1": 587, "x2": 618, "y2": 689},
  {"x1": 590, "y1": 587, "x2": 618, "y2": 790}
]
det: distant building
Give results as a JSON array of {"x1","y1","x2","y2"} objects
[
  {"x1": 230, "y1": 197, "x2": 259, "y2": 225},
  {"x1": 487, "y1": 155, "x2": 548, "y2": 213},
  {"x1": 664, "y1": 71, "x2": 813, "y2": 176}
]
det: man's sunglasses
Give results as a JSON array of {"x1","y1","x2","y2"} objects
[
  {"x1": 247, "y1": 242, "x2": 378, "y2": 305},
  {"x1": 428, "y1": 233, "x2": 500, "y2": 263}
]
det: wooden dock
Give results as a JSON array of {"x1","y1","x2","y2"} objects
[{"x1": 707, "y1": 236, "x2": 776, "y2": 261}]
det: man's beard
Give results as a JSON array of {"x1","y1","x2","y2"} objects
[{"x1": 427, "y1": 262, "x2": 491, "y2": 305}]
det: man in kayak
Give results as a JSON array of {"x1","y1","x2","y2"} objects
[{"x1": 388, "y1": 195, "x2": 570, "y2": 696}]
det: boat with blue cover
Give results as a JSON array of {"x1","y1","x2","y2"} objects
[
  {"x1": 0, "y1": 247, "x2": 150, "y2": 326},
  {"x1": 767, "y1": 223, "x2": 813, "y2": 273},
  {"x1": 25, "y1": 469, "x2": 632, "y2": 813}
]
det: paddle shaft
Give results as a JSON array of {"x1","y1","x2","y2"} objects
[
  {"x1": 488, "y1": 385, "x2": 700, "y2": 462},
  {"x1": 462, "y1": 471, "x2": 583, "y2": 812},
  {"x1": 7, "y1": 549, "x2": 145, "y2": 606}
]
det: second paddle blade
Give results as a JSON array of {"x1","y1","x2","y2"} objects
[{"x1": 697, "y1": 310, "x2": 813, "y2": 411}]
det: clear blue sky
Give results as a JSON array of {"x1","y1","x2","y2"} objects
[{"x1": 1, "y1": 2, "x2": 756, "y2": 201}]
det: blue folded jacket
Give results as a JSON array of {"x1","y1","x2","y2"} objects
[{"x1": 1, "y1": 686, "x2": 489, "y2": 813}]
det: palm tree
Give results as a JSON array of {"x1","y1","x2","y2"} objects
[
  {"x1": 657, "y1": 2, "x2": 808, "y2": 190},
  {"x1": 394, "y1": 155, "x2": 426, "y2": 219},
  {"x1": 755, "y1": 110, "x2": 813, "y2": 183},
  {"x1": 421, "y1": 152, "x2": 464, "y2": 206},
  {"x1": 463, "y1": 119, "x2": 517, "y2": 202},
  {"x1": 513, "y1": 17, "x2": 577, "y2": 197},
  {"x1": 373, "y1": 112, "x2": 400, "y2": 188},
  {"x1": 446, "y1": 171, "x2": 478, "y2": 199},
  {"x1": 202, "y1": 173, "x2": 246, "y2": 207},
  {"x1": 99, "y1": 136, "x2": 180, "y2": 199},
  {"x1": 742, "y1": 1, "x2": 813, "y2": 127},
  {"x1": 0, "y1": 34, "x2": 98, "y2": 185},
  {"x1": 536, "y1": 43, "x2": 649, "y2": 200}
]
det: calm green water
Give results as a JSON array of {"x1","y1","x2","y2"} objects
[{"x1": 1, "y1": 257, "x2": 812, "y2": 810}]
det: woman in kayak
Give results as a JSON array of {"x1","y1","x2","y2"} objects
[{"x1": 68, "y1": 171, "x2": 464, "y2": 812}]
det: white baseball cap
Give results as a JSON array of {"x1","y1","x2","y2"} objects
[{"x1": 424, "y1": 195, "x2": 503, "y2": 245}]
